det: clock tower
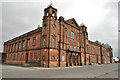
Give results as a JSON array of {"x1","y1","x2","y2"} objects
[{"x1": 41, "y1": 3, "x2": 59, "y2": 67}]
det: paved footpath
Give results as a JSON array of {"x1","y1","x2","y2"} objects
[{"x1": 1, "y1": 63, "x2": 119, "y2": 78}]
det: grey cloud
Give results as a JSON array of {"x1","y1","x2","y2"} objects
[{"x1": 1, "y1": 1, "x2": 119, "y2": 57}]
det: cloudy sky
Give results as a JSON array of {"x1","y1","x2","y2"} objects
[{"x1": 0, "y1": 0, "x2": 119, "y2": 57}]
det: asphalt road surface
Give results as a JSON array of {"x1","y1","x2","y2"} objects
[{"x1": 1, "y1": 63, "x2": 119, "y2": 78}]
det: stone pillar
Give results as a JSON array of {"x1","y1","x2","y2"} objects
[
  {"x1": 75, "y1": 53, "x2": 77, "y2": 66},
  {"x1": 71, "y1": 52, "x2": 73, "y2": 66}
]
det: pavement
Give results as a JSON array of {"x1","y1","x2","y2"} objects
[{"x1": 1, "y1": 63, "x2": 119, "y2": 78}]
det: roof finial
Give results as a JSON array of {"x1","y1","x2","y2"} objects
[
  {"x1": 80, "y1": 19, "x2": 85, "y2": 26},
  {"x1": 47, "y1": 1, "x2": 54, "y2": 8},
  {"x1": 82, "y1": 19, "x2": 83, "y2": 23}
]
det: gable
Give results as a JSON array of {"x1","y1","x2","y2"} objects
[{"x1": 66, "y1": 18, "x2": 79, "y2": 27}]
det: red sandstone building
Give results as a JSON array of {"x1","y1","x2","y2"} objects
[{"x1": 3, "y1": 4, "x2": 113, "y2": 67}]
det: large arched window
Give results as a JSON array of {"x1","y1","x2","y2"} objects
[{"x1": 71, "y1": 31, "x2": 74, "y2": 39}]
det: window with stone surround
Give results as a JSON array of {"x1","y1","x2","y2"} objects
[
  {"x1": 33, "y1": 37, "x2": 36, "y2": 46},
  {"x1": 22, "y1": 40, "x2": 25, "y2": 49},
  {"x1": 21, "y1": 53, "x2": 24, "y2": 60},
  {"x1": 75, "y1": 34, "x2": 77, "y2": 40},
  {"x1": 13, "y1": 54, "x2": 16, "y2": 60},
  {"x1": 18, "y1": 42, "x2": 21, "y2": 50},
  {"x1": 43, "y1": 37, "x2": 46, "y2": 47},
  {"x1": 27, "y1": 39, "x2": 30, "y2": 47},
  {"x1": 15, "y1": 43, "x2": 17, "y2": 51},
  {"x1": 17, "y1": 54, "x2": 19, "y2": 60},
  {"x1": 10, "y1": 54, "x2": 12, "y2": 60},
  {"x1": 30, "y1": 55, "x2": 33, "y2": 61},
  {"x1": 52, "y1": 56, "x2": 55, "y2": 60},
  {"x1": 62, "y1": 53, "x2": 64, "y2": 61},
  {"x1": 52, "y1": 38, "x2": 55, "y2": 47},
  {"x1": 68, "y1": 32, "x2": 70, "y2": 38},
  {"x1": 71, "y1": 31, "x2": 74, "y2": 39},
  {"x1": 34, "y1": 55, "x2": 37, "y2": 60}
]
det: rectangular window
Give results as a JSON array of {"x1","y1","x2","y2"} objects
[
  {"x1": 10, "y1": 54, "x2": 12, "y2": 60},
  {"x1": 22, "y1": 40, "x2": 25, "y2": 49},
  {"x1": 52, "y1": 38, "x2": 55, "y2": 47},
  {"x1": 43, "y1": 37, "x2": 46, "y2": 47},
  {"x1": 17, "y1": 54, "x2": 19, "y2": 60},
  {"x1": 75, "y1": 35, "x2": 77, "y2": 40},
  {"x1": 8, "y1": 55, "x2": 9, "y2": 60},
  {"x1": 62, "y1": 54, "x2": 64, "y2": 61},
  {"x1": 27, "y1": 39, "x2": 30, "y2": 47},
  {"x1": 57, "y1": 43, "x2": 59, "y2": 49},
  {"x1": 15, "y1": 43, "x2": 17, "y2": 51},
  {"x1": 21, "y1": 53, "x2": 24, "y2": 60},
  {"x1": 30, "y1": 55, "x2": 33, "y2": 61},
  {"x1": 82, "y1": 56, "x2": 84, "y2": 61},
  {"x1": 13, "y1": 54, "x2": 16, "y2": 60},
  {"x1": 57, "y1": 54, "x2": 59, "y2": 61},
  {"x1": 19, "y1": 42, "x2": 21, "y2": 50},
  {"x1": 33, "y1": 37, "x2": 36, "y2": 46},
  {"x1": 72, "y1": 46, "x2": 74, "y2": 50},
  {"x1": 87, "y1": 45, "x2": 88, "y2": 53},
  {"x1": 68, "y1": 32, "x2": 70, "y2": 38},
  {"x1": 34, "y1": 55, "x2": 37, "y2": 60},
  {"x1": 12, "y1": 44, "x2": 14, "y2": 52},
  {"x1": 71, "y1": 31, "x2": 74, "y2": 39},
  {"x1": 9, "y1": 45, "x2": 11, "y2": 51}
]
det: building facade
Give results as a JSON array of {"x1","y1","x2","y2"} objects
[{"x1": 3, "y1": 4, "x2": 113, "y2": 67}]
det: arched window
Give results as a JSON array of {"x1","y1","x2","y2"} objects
[
  {"x1": 52, "y1": 56, "x2": 55, "y2": 60},
  {"x1": 46, "y1": 10, "x2": 49, "y2": 16},
  {"x1": 52, "y1": 10, "x2": 55, "y2": 16}
]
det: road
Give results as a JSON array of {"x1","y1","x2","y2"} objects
[{"x1": 2, "y1": 63, "x2": 119, "y2": 78}]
